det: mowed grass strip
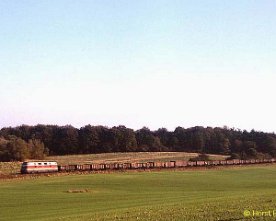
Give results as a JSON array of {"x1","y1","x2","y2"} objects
[{"x1": 1, "y1": 165, "x2": 276, "y2": 221}]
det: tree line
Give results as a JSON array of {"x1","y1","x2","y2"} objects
[{"x1": 1, "y1": 124, "x2": 276, "y2": 161}]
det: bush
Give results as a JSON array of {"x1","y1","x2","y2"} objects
[
  {"x1": 227, "y1": 153, "x2": 241, "y2": 160},
  {"x1": 190, "y1": 153, "x2": 210, "y2": 161},
  {"x1": 0, "y1": 136, "x2": 47, "y2": 162},
  {"x1": 7, "y1": 137, "x2": 30, "y2": 161}
]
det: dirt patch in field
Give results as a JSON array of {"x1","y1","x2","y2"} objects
[{"x1": 67, "y1": 189, "x2": 90, "y2": 193}]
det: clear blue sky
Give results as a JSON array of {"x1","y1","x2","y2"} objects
[{"x1": 0, "y1": 0, "x2": 276, "y2": 132}]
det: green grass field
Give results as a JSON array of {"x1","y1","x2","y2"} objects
[{"x1": 1, "y1": 165, "x2": 276, "y2": 221}]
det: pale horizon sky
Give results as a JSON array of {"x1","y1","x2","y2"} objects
[{"x1": 1, "y1": 0, "x2": 276, "y2": 132}]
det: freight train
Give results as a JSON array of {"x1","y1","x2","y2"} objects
[{"x1": 21, "y1": 158, "x2": 276, "y2": 174}]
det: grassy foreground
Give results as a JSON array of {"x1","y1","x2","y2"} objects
[{"x1": 1, "y1": 165, "x2": 276, "y2": 221}]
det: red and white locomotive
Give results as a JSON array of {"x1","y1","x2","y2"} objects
[{"x1": 21, "y1": 161, "x2": 58, "y2": 174}]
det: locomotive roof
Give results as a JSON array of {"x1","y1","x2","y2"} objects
[{"x1": 22, "y1": 161, "x2": 57, "y2": 163}]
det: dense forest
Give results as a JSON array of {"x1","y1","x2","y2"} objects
[{"x1": 1, "y1": 124, "x2": 276, "y2": 161}]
